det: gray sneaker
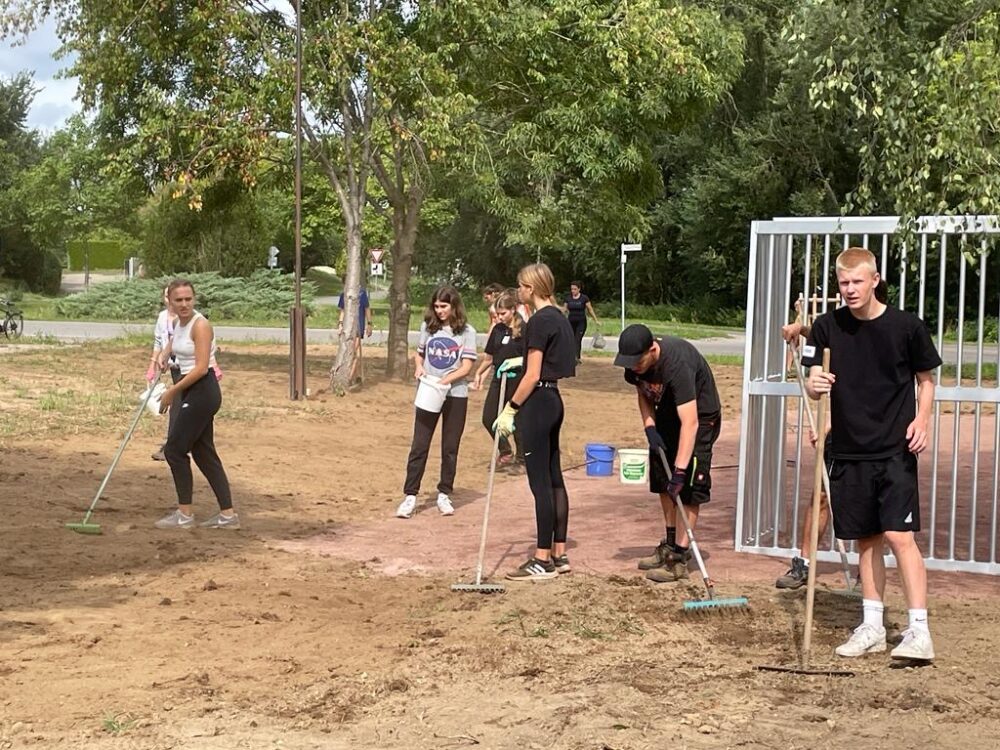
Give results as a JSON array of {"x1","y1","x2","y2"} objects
[
  {"x1": 154, "y1": 509, "x2": 195, "y2": 529},
  {"x1": 199, "y1": 512, "x2": 241, "y2": 530}
]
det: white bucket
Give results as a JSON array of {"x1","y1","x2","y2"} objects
[
  {"x1": 140, "y1": 382, "x2": 167, "y2": 417},
  {"x1": 618, "y1": 448, "x2": 649, "y2": 484},
  {"x1": 414, "y1": 375, "x2": 450, "y2": 413}
]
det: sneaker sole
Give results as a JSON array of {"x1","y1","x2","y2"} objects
[
  {"x1": 438, "y1": 507, "x2": 454, "y2": 516},
  {"x1": 554, "y1": 566, "x2": 571, "y2": 574},
  {"x1": 775, "y1": 580, "x2": 807, "y2": 590},
  {"x1": 835, "y1": 642, "x2": 887, "y2": 657},
  {"x1": 505, "y1": 572, "x2": 558, "y2": 582},
  {"x1": 890, "y1": 648, "x2": 934, "y2": 661}
]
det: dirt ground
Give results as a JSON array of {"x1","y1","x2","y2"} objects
[{"x1": 2, "y1": 339, "x2": 1000, "y2": 750}]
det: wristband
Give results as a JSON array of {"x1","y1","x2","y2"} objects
[{"x1": 509, "y1": 401, "x2": 521, "y2": 410}]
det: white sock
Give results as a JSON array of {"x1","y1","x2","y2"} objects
[
  {"x1": 908, "y1": 608, "x2": 929, "y2": 635},
  {"x1": 862, "y1": 599, "x2": 885, "y2": 630}
]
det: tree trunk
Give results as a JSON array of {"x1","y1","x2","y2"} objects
[
  {"x1": 330, "y1": 207, "x2": 363, "y2": 392},
  {"x1": 385, "y1": 189, "x2": 422, "y2": 379}
]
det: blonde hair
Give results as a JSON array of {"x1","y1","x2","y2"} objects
[
  {"x1": 836, "y1": 247, "x2": 878, "y2": 275},
  {"x1": 517, "y1": 263, "x2": 556, "y2": 306},
  {"x1": 494, "y1": 288, "x2": 523, "y2": 338}
]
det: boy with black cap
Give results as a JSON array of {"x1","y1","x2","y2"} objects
[{"x1": 614, "y1": 324, "x2": 722, "y2": 582}]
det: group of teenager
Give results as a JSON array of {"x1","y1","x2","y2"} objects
[{"x1": 147, "y1": 246, "x2": 941, "y2": 663}]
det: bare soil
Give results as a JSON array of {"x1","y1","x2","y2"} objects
[{"x1": 2, "y1": 340, "x2": 999, "y2": 749}]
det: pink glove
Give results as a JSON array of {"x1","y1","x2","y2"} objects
[
  {"x1": 145, "y1": 364, "x2": 157, "y2": 382},
  {"x1": 212, "y1": 365, "x2": 224, "y2": 381}
]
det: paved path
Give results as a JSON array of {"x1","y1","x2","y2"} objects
[{"x1": 23, "y1": 319, "x2": 748, "y2": 356}]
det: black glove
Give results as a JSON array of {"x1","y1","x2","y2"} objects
[
  {"x1": 666, "y1": 467, "x2": 688, "y2": 499},
  {"x1": 644, "y1": 426, "x2": 666, "y2": 452}
]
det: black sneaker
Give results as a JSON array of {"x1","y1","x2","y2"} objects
[
  {"x1": 552, "y1": 554, "x2": 571, "y2": 574},
  {"x1": 505, "y1": 557, "x2": 557, "y2": 582},
  {"x1": 775, "y1": 556, "x2": 809, "y2": 589}
]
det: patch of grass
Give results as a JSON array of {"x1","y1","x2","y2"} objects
[
  {"x1": 704, "y1": 354, "x2": 745, "y2": 367},
  {"x1": 101, "y1": 712, "x2": 137, "y2": 735},
  {"x1": 939, "y1": 362, "x2": 998, "y2": 383}
]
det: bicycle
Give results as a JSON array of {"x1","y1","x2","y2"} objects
[{"x1": 1, "y1": 298, "x2": 24, "y2": 340}]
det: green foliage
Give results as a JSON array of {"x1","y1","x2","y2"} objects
[
  {"x1": 67, "y1": 239, "x2": 127, "y2": 270},
  {"x1": 53, "y1": 271, "x2": 317, "y2": 321},
  {"x1": 141, "y1": 179, "x2": 283, "y2": 277},
  {"x1": 0, "y1": 224, "x2": 62, "y2": 293}
]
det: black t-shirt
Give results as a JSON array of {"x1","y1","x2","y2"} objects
[
  {"x1": 624, "y1": 336, "x2": 721, "y2": 420},
  {"x1": 802, "y1": 305, "x2": 942, "y2": 460},
  {"x1": 564, "y1": 293, "x2": 589, "y2": 321},
  {"x1": 525, "y1": 305, "x2": 576, "y2": 381},
  {"x1": 484, "y1": 320, "x2": 524, "y2": 365}
]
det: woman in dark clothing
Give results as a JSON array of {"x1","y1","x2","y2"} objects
[
  {"x1": 473, "y1": 289, "x2": 525, "y2": 466},
  {"x1": 561, "y1": 281, "x2": 600, "y2": 364}
]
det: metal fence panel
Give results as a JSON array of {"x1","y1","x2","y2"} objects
[{"x1": 737, "y1": 216, "x2": 1000, "y2": 575}]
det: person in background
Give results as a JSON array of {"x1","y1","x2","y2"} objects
[
  {"x1": 482, "y1": 283, "x2": 505, "y2": 335},
  {"x1": 561, "y1": 281, "x2": 600, "y2": 364},
  {"x1": 473, "y1": 289, "x2": 525, "y2": 467}
]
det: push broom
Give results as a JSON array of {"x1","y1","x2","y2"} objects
[
  {"x1": 452, "y1": 371, "x2": 510, "y2": 593},
  {"x1": 66, "y1": 376, "x2": 163, "y2": 535},
  {"x1": 654, "y1": 446, "x2": 749, "y2": 612}
]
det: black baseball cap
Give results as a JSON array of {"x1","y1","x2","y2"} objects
[{"x1": 613, "y1": 324, "x2": 654, "y2": 368}]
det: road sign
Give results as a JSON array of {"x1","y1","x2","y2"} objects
[
  {"x1": 621, "y1": 243, "x2": 642, "y2": 253},
  {"x1": 370, "y1": 262, "x2": 385, "y2": 277},
  {"x1": 370, "y1": 248, "x2": 385, "y2": 264},
  {"x1": 619, "y1": 243, "x2": 642, "y2": 329},
  {"x1": 267, "y1": 246, "x2": 280, "y2": 269}
]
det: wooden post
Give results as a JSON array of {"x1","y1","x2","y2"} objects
[{"x1": 802, "y1": 347, "x2": 831, "y2": 668}]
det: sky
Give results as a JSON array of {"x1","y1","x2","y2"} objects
[{"x1": 0, "y1": 16, "x2": 80, "y2": 132}]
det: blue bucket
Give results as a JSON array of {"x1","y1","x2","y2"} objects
[{"x1": 585, "y1": 443, "x2": 615, "y2": 477}]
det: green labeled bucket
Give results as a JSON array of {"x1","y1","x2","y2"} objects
[{"x1": 618, "y1": 448, "x2": 648, "y2": 484}]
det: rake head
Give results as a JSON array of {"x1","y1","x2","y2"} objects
[
  {"x1": 65, "y1": 522, "x2": 103, "y2": 535},
  {"x1": 683, "y1": 596, "x2": 750, "y2": 613},
  {"x1": 451, "y1": 582, "x2": 505, "y2": 594}
]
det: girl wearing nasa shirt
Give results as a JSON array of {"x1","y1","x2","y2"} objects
[
  {"x1": 494, "y1": 264, "x2": 576, "y2": 580},
  {"x1": 396, "y1": 286, "x2": 478, "y2": 519}
]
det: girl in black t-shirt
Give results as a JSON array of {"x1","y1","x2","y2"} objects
[
  {"x1": 473, "y1": 289, "x2": 525, "y2": 466},
  {"x1": 561, "y1": 281, "x2": 600, "y2": 363},
  {"x1": 494, "y1": 264, "x2": 577, "y2": 581}
]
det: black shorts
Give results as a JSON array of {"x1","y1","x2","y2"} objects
[
  {"x1": 649, "y1": 413, "x2": 721, "y2": 506},
  {"x1": 828, "y1": 452, "x2": 920, "y2": 539}
]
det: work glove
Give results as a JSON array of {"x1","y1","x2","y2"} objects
[
  {"x1": 496, "y1": 356, "x2": 523, "y2": 378},
  {"x1": 145, "y1": 363, "x2": 158, "y2": 382},
  {"x1": 493, "y1": 403, "x2": 518, "y2": 437},
  {"x1": 644, "y1": 426, "x2": 667, "y2": 453},
  {"x1": 666, "y1": 467, "x2": 688, "y2": 500}
]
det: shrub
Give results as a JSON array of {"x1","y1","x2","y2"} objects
[{"x1": 54, "y1": 271, "x2": 317, "y2": 320}]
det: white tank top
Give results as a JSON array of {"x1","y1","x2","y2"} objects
[{"x1": 172, "y1": 312, "x2": 216, "y2": 375}]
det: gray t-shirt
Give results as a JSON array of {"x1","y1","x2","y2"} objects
[{"x1": 417, "y1": 322, "x2": 478, "y2": 398}]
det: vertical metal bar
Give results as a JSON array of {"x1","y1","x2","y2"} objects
[
  {"x1": 948, "y1": 239, "x2": 967, "y2": 560},
  {"x1": 993, "y1": 274, "x2": 1000, "y2": 564},
  {"x1": 969, "y1": 238, "x2": 987, "y2": 559},
  {"x1": 821, "y1": 235, "x2": 832, "y2": 313},
  {"x1": 918, "y1": 234, "x2": 928, "y2": 319},
  {"x1": 754, "y1": 236, "x2": 777, "y2": 542},
  {"x1": 881, "y1": 233, "x2": 890, "y2": 288},
  {"x1": 735, "y1": 223, "x2": 761, "y2": 550},
  {"x1": 781, "y1": 236, "x2": 794, "y2": 383},
  {"x1": 929, "y1": 233, "x2": 947, "y2": 558},
  {"x1": 791, "y1": 390, "x2": 804, "y2": 551},
  {"x1": 862, "y1": 233, "x2": 869, "y2": 250},
  {"x1": 803, "y1": 235, "x2": 813, "y2": 324}
]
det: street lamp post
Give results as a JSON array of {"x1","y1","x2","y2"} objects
[
  {"x1": 289, "y1": 0, "x2": 307, "y2": 400},
  {"x1": 619, "y1": 242, "x2": 642, "y2": 332}
]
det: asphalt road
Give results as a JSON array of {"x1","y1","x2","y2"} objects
[{"x1": 21, "y1": 319, "x2": 748, "y2": 356}]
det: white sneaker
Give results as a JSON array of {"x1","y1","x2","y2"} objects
[
  {"x1": 436, "y1": 493, "x2": 455, "y2": 516},
  {"x1": 891, "y1": 628, "x2": 935, "y2": 661},
  {"x1": 834, "y1": 623, "x2": 887, "y2": 657},
  {"x1": 396, "y1": 495, "x2": 417, "y2": 519}
]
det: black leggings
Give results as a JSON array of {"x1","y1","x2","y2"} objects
[
  {"x1": 519, "y1": 387, "x2": 568, "y2": 549},
  {"x1": 163, "y1": 372, "x2": 233, "y2": 510},
  {"x1": 569, "y1": 318, "x2": 587, "y2": 359},
  {"x1": 404, "y1": 397, "x2": 468, "y2": 496},
  {"x1": 481, "y1": 376, "x2": 523, "y2": 458}
]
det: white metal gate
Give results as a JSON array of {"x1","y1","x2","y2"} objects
[{"x1": 736, "y1": 215, "x2": 1000, "y2": 575}]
